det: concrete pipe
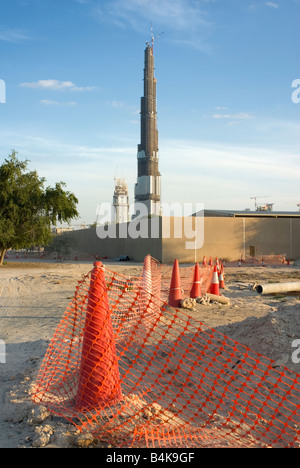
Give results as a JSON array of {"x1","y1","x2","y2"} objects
[{"x1": 256, "y1": 282, "x2": 300, "y2": 295}]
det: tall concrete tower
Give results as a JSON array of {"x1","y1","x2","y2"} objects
[
  {"x1": 112, "y1": 178, "x2": 129, "y2": 224},
  {"x1": 134, "y1": 38, "x2": 161, "y2": 217}
]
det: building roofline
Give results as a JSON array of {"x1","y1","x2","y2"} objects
[{"x1": 193, "y1": 209, "x2": 300, "y2": 218}]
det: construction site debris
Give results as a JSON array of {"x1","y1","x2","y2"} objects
[
  {"x1": 205, "y1": 293, "x2": 231, "y2": 305},
  {"x1": 256, "y1": 281, "x2": 300, "y2": 295},
  {"x1": 236, "y1": 282, "x2": 257, "y2": 290},
  {"x1": 196, "y1": 295, "x2": 211, "y2": 305},
  {"x1": 113, "y1": 255, "x2": 130, "y2": 261},
  {"x1": 32, "y1": 424, "x2": 54, "y2": 448},
  {"x1": 180, "y1": 297, "x2": 197, "y2": 310},
  {"x1": 196, "y1": 293, "x2": 230, "y2": 305}
]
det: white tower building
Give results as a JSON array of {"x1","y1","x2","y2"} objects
[{"x1": 112, "y1": 178, "x2": 130, "y2": 224}]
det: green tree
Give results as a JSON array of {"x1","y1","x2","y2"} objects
[{"x1": 0, "y1": 151, "x2": 79, "y2": 265}]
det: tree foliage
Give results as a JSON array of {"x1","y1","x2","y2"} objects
[{"x1": 0, "y1": 151, "x2": 79, "y2": 264}]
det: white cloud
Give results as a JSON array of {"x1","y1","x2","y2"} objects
[
  {"x1": 265, "y1": 2, "x2": 279, "y2": 8},
  {"x1": 100, "y1": 0, "x2": 209, "y2": 29},
  {"x1": 107, "y1": 100, "x2": 140, "y2": 120},
  {"x1": 211, "y1": 112, "x2": 253, "y2": 120},
  {"x1": 110, "y1": 100, "x2": 126, "y2": 109},
  {"x1": 40, "y1": 99, "x2": 77, "y2": 106},
  {"x1": 2, "y1": 127, "x2": 299, "y2": 215},
  {"x1": 20, "y1": 79, "x2": 96, "y2": 91},
  {"x1": 205, "y1": 111, "x2": 254, "y2": 125},
  {"x1": 0, "y1": 28, "x2": 31, "y2": 43},
  {"x1": 159, "y1": 138, "x2": 300, "y2": 210},
  {"x1": 95, "y1": 0, "x2": 213, "y2": 51}
]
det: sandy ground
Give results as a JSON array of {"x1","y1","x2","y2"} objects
[{"x1": 1, "y1": 259, "x2": 300, "y2": 448}]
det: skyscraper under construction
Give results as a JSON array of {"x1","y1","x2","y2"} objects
[{"x1": 134, "y1": 36, "x2": 161, "y2": 217}]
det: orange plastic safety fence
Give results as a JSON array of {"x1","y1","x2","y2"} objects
[
  {"x1": 32, "y1": 259, "x2": 300, "y2": 448},
  {"x1": 242, "y1": 254, "x2": 287, "y2": 265}
]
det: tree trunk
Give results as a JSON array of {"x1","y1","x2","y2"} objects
[{"x1": 0, "y1": 249, "x2": 7, "y2": 266}]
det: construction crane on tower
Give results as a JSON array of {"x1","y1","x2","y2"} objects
[{"x1": 146, "y1": 25, "x2": 164, "y2": 49}]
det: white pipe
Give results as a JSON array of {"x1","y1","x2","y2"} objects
[{"x1": 256, "y1": 282, "x2": 300, "y2": 295}]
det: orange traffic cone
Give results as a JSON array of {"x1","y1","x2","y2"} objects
[
  {"x1": 210, "y1": 265, "x2": 220, "y2": 295},
  {"x1": 76, "y1": 261, "x2": 122, "y2": 410},
  {"x1": 190, "y1": 263, "x2": 202, "y2": 298},
  {"x1": 202, "y1": 256, "x2": 207, "y2": 266},
  {"x1": 219, "y1": 268, "x2": 225, "y2": 289},
  {"x1": 168, "y1": 259, "x2": 183, "y2": 308}
]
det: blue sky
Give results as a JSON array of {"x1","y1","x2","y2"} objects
[{"x1": 0, "y1": 0, "x2": 299, "y2": 225}]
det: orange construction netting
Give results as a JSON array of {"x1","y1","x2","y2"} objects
[
  {"x1": 241, "y1": 254, "x2": 287, "y2": 265},
  {"x1": 32, "y1": 256, "x2": 300, "y2": 448}
]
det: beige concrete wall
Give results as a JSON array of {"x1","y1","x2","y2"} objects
[
  {"x1": 161, "y1": 217, "x2": 244, "y2": 263},
  {"x1": 162, "y1": 217, "x2": 300, "y2": 263},
  {"x1": 243, "y1": 217, "x2": 300, "y2": 260},
  {"x1": 68, "y1": 218, "x2": 162, "y2": 262},
  {"x1": 61, "y1": 216, "x2": 300, "y2": 264},
  {"x1": 161, "y1": 216, "x2": 207, "y2": 263},
  {"x1": 291, "y1": 218, "x2": 300, "y2": 259}
]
